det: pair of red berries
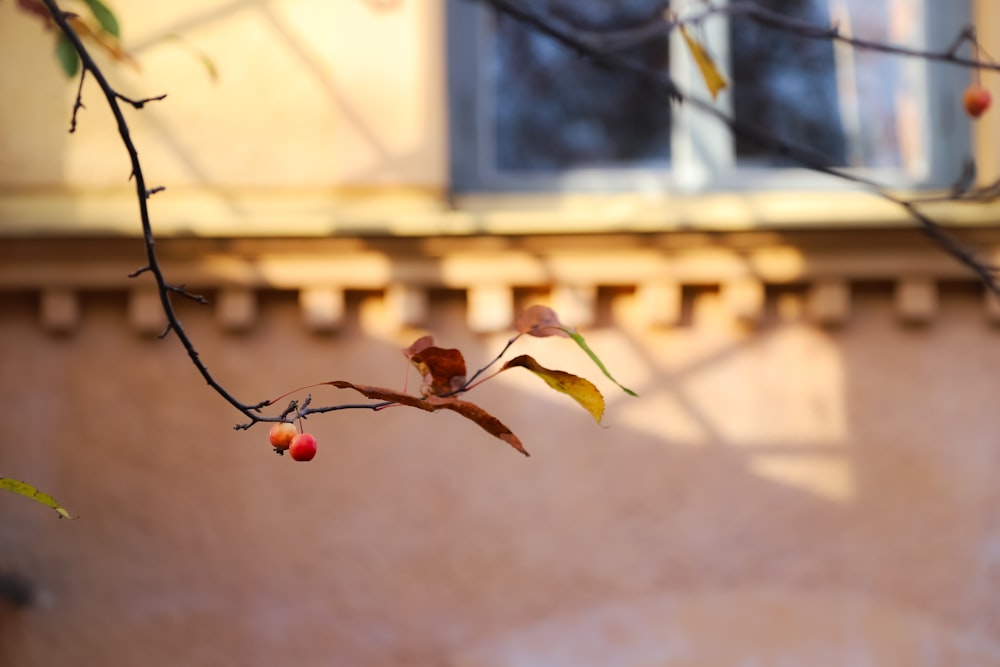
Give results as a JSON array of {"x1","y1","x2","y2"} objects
[{"x1": 268, "y1": 422, "x2": 317, "y2": 461}]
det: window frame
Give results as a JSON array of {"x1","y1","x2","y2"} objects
[{"x1": 446, "y1": 0, "x2": 973, "y2": 196}]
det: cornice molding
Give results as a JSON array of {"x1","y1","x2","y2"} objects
[{"x1": 3, "y1": 230, "x2": 1000, "y2": 334}]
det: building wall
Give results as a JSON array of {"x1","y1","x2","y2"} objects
[{"x1": 2, "y1": 1, "x2": 1000, "y2": 666}]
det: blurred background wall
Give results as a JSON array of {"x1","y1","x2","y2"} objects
[{"x1": 2, "y1": 1, "x2": 1000, "y2": 665}]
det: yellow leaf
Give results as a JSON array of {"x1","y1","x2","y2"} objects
[
  {"x1": 679, "y1": 25, "x2": 728, "y2": 99},
  {"x1": 502, "y1": 355, "x2": 605, "y2": 423},
  {"x1": 0, "y1": 478, "x2": 76, "y2": 519}
]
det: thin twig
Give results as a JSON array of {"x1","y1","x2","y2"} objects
[
  {"x1": 456, "y1": 334, "x2": 521, "y2": 392},
  {"x1": 115, "y1": 92, "x2": 167, "y2": 109},
  {"x1": 68, "y1": 67, "x2": 86, "y2": 133},
  {"x1": 165, "y1": 284, "x2": 208, "y2": 305}
]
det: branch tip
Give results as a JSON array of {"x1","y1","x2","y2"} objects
[
  {"x1": 68, "y1": 67, "x2": 87, "y2": 133},
  {"x1": 166, "y1": 284, "x2": 208, "y2": 305},
  {"x1": 116, "y1": 92, "x2": 167, "y2": 109}
]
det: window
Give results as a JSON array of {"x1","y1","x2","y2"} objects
[{"x1": 447, "y1": 0, "x2": 971, "y2": 194}]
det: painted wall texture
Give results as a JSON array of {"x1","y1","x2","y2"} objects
[
  {"x1": 3, "y1": 282, "x2": 1000, "y2": 666},
  {"x1": 2, "y1": 0, "x2": 1000, "y2": 665}
]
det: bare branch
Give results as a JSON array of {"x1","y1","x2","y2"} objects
[
  {"x1": 68, "y1": 67, "x2": 86, "y2": 133},
  {"x1": 115, "y1": 92, "x2": 167, "y2": 109},
  {"x1": 165, "y1": 284, "x2": 208, "y2": 305},
  {"x1": 42, "y1": 0, "x2": 260, "y2": 417}
]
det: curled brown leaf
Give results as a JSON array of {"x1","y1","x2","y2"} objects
[
  {"x1": 332, "y1": 381, "x2": 528, "y2": 456},
  {"x1": 402, "y1": 335, "x2": 434, "y2": 360},
  {"x1": 408, "y1": 346, "x2": 467, "y2": 397},
  {"x1": 426, "y1": 396, "x2": 529, "y2": 456}
]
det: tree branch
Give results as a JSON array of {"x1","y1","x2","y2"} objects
[
  {"x1": 41, "y1": 0, "x2": 438, "y2": 431},
  {"x1": 37, "y1": 0, "x2": 1000, "y2": 437},
  {"x1": 40, "y1": 0, "x2": 296, "y2": 425}
]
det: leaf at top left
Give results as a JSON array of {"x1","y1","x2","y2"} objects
[{"x1": 82, "y1": 0, "x2": 120, "y2": 37}]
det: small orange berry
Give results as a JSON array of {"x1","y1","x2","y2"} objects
[
  {"x1": 963, "y1": 85, "x2": 992, "y2": 119},
  {"x1": 268, "y1": 422, "x2": 297, "y2": 450}
]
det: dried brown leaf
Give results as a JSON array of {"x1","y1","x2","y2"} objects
[
  {"x1": 332, "y1": 381, "x2": 528, "y2": 456},
  {"x1": 408, "y1": 346, "x2": 467, "y2": 397},
  {"x1": 402, "y1": 335, "x2": 434, "y2": 360},
  {"x1": 426, "y1": 396, "x2": 529, "y2": 456}
]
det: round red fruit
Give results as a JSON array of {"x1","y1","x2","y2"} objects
[
  {"x1": 269, "y1": 422, "x2": 297, "y2": 450},
  {"x1": 289, "y1": 433, "x2": 317, "y2": 461},
  {"x1": 963, "y1": 86, "x2": 992, "y2": 118}
]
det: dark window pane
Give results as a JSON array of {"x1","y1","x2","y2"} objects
[
  {"x1": 730, "y1": 0, "x2": 905, "y2": 168},
  {"x1": 493, "y1": 1, "x2": 671, "y2": 173}
]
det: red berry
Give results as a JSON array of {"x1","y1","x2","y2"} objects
[
  {"x1": 269, "y1": 422, "x2": 297, "y2": 450},
  {"x1": 963, "y1": 85, "x2": 992, "y2": 118},
  {"x1": 289, "y1": 433, "x2": 317, "y2": 461}
]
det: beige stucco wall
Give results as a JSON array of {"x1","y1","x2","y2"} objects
[
  {"x1": 2, "y1": 278, "x2": 1000, "y2": 666},
  {"x1": 2, "y1": 1, "x2": 1000, "y2": 665}
]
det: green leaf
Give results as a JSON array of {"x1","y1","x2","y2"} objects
[
  {"x1": 55, "y1": 34, "x2": 80, "y2": 78},
  {"x1": 82, "y1": 0, "x2": 120, "y2": 38},
  {"x1": 563, "y1": 329, "x2": 638, "y2": 397},
  {"x1": 502, "y1": 354, "x2": 605, "y2": 423},
  {"x1": 1, "y1": 478, "x2": 76, "y2": 519}
]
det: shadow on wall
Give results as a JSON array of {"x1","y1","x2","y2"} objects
[{"x1": 0, "y1": 286, "x2": 1000, "y2": 665}]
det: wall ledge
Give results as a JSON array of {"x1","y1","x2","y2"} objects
[
  {"x1": 2, "y1": 189, "x2": 1000, "y2": 237},
  {"x1": 3, "y1": 230, "x2": 1000, "y2": 334}
]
